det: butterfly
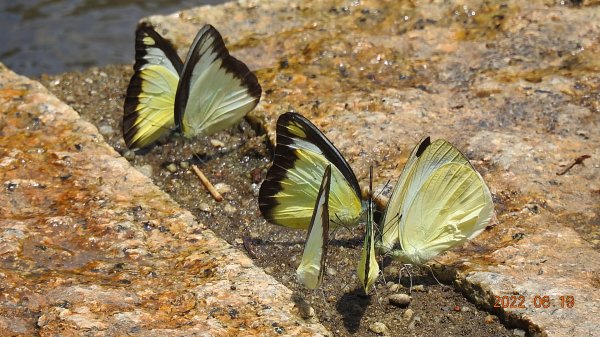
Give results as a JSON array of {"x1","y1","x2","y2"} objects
[
  {"x1": 296, "y1": 165, "x2": 331, "y2": 290},
  {"x1": 123, "y1": 23, "x2": 262, "y2": 149},
  {"x1": 357, "y1": 166, "x2": 380, "y2": 294},
  {"x1": 258, "y1": 112, "x2": 363, "y2": 229},
  {"x1": 377, "y1": 136, "x2": 494, "y2": 266}
]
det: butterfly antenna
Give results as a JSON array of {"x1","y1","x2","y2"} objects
[
  {"x1": 400, "y1": 263, "x2": 413, "y2": 295},
  {"x1": 426, "y1": 264, "x2": 443, "y2": 287}
]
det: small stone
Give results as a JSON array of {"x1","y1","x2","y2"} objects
[
  {"x1": 388, "y1": 283, "x2": 401, "y2": 292},
  {"x1": 123, "y1": 150, "x2": 136, "y2": 160},
  {"x1": 98, "y1": 124, "x2": 113, "y2": 136},
  {"x1": 388, "y1": 293, "x2": 411, "y2": 308},
  {"x1": 179, "y1": 161, "x2": 190, "y2": 169},
  {"x1": 298, "y1": 305, "x2": 315, "y2": 320},
  {"x1": 484, "y1": 314, "x2": 497, "y2": 324},
  {"x1": 214, "y1": 182, "x2": 231, "y2": 194},
  {"x1": 165, "y1": 163, "x2": 178, "y2": 173},
  {"x1": 412, "y1": 284, "x2": 425, "y2": 292},
  {"x1": 513, "y1": 328, "x2": 526, "y2": 337},
  {"x1": 210, "y1": 139, "x2": 225, "y2": 147},
  {"x1": 461, "y1": 306, "x2": 471, "y2": 312},
  {"x1": 407, "y1": 315, "x2": 420, "y2": 329},
  {"x1": 368, "y1": 322, "x2": 389, "y2": 336},
  {"x1": 223, "y1": 203, "x2": 236, "y2": 214},
  {"x1": 198, "y1": 203, "x2": 211, "y2": 212},
  {"x1": 135, "y1": 165, "x2": 153, "y2": 177},
  {"x1": 402, "y1": 308, "x2": 414, "y2": 321}
]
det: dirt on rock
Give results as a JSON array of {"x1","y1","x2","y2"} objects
[{"x1": 39, "y1": 65, "x2": 515, "y2": 337}]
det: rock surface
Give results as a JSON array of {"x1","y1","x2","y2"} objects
[
  {"x1": 0, "y1": 64, "x2": 327, "y2": 335},
  {"x1": 144, "y1": 0, "x2": 599, "y2": 336}
]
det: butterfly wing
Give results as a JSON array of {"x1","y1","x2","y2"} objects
[
  {"x1": 379, "y1": 138, "x2": 472, "y2": 253},
  {"x1": 296, "y1": 165, "x2": 331, "y2": 290},
  {"x1": 390, "y1": 162, "x2": 493, "y2": 265},
  {"x1": 358, "y1": 166, "x2": 380, "y2": 294},
  {"x1": 259, "y1": 112, "x2": 363, "y2": 229},
  {"x1": 123, "y1": 23, "x2": 183, "y2": 149},
  {"x1": 174, "y1": 24, "x2": 261, "y2": 138}
]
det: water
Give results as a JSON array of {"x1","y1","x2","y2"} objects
[{"x1": 0, "y1": 0, "x2": 225, "y2": 77}]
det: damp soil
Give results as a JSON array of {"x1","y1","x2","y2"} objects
[{"x1": 39, "y1": 65, "x2": 515, "y2": 337}]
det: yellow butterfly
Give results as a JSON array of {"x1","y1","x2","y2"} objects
[
  {"x1": 357, "y1": 166, "x2": 380, "y2": 294},
  {"x1": 123, "y1": 23, "x2": 261, "y2": 149},
  {"x1": 258, "y1": 112, "x2": 363, "y2": 229},
  {"x1": 296, "y1": 165, "x2": 331, "y2": 290},
  {"x1": 378, "y1": 137, "x2": 494, "y2": 265}
]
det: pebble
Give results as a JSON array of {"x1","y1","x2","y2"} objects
[
  {"x1": 165, "y1": 163, "x2": 178, "y2": 173},
  {"x1": 122, "y1": 150, "x2": 136, "y2": 161},
  {"x1": 388, "y1": 293, "x2": 411, "y2": 308},
  {"x1": 388, "y1": 283, "x2": 401, "y2": 292},
  {"x1": 198, "y1": 203, "x2": 211, "y2": 212},
  {"x1": 210, "y1": 139, "x2": 225, "y2": 147},
  {"x1": 461, "y1": 306, "x2": 471, "y2": 312},
  {"x1": 98, "y1": 124, "x2": 113, "y2": 136},
  {"x1": 402, "y1": 308, "x2": 414, "y2": 321},
  {"x1": 298, "y1": 305, "x2": 315, "y2": 320},
  {"x1": 411, "y1": 284, "x2": 425, "y2": 292},
  {"x1": 179, "y1": 161, "x2": 190, "y2": 169},
  {"x1": 368, "y1": 322, "x2": 389, "y2": 336},
  {"x1": 214, "y1": 182, "x2": 231, "y2": 195},
  {"x1": 407, "y1": 315, "x2": 420, "y2": 329},
  {"x1": 484, "y1": 314, "x2": 498, "y2": 324},
  {"x1": 223, "y1": 203, "x2": 237, "y2": 214},
  {"x1": 135, "y1": 165, "x2": 153, "y2": 177},
  {"x1": 513, "y1": 328, "x2": 526, "y2": 337}
]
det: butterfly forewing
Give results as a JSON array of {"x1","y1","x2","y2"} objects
[
  {"x1": 123, "y1": 23, "x2": 183, "y2": 149},
  {"x1": 258, "y1": 112, "x2": 362, "y2": 229},
  {"x1": 175, "y1": 24, "x2": 261, "y2": 138},
  {"x1": 296, "y1": 165, "x2": 331, "y2": 290}
]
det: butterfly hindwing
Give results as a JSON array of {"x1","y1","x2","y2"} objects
[
  {"x1": 175, "y1": 25, "x2": 262, "y2": 138},
  {"x1": 258, "y1": 112, "x2": 363, "y2": 229},
  {"x1": 296, "y1": 165, "x2": 331, "y2": 290},
  {"x1": 123, "y1": 23, "x2": 183, "y2": 149}
]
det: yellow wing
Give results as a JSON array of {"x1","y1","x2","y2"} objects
[
  {"x1": 379, "y1": 137, "x2": 472, "y2": 254},
  {"x1": 123, "y1": 23, "x2": 182, "y2": 149},
  {"x1": 175, "y1": 25, "x2": 261, "y2": 138},
  {"x1": 357, "y1": 166, "x2": 380, "y2": 294},
  {"x1": 296, "y1": 165, "x2": 331, "y2": 290},
  {"x1": 389, "y1": 162, "x2": 493, "y2": 265},
  {"x1": 259, "y1": 112, "x2": 363, "y2": 229}
]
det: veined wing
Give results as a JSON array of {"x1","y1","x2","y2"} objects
[
  {"x1": 379, "y1": 137, "x2": 472, "y2": 253},
  {"x1": 174, "y1": 24, "x2": 261, "y2": 138},
  {"x1": 390, "y1": 162, "x2": 493, "y2": 265},
  {"x1": 358, "y1": 166, "x2": 380, "y2": 294},
  {"x1": 296, "y1": 165, "x2": 331, "y2": 290},
  {"x1": 123, "y1": 23, "x2": 183, "y2": 149},
  {"x1": 259, "y1": 112, "x2": 363, "y2": 229}
]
